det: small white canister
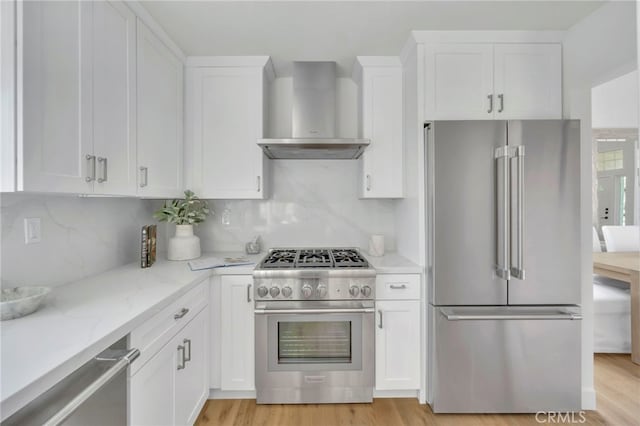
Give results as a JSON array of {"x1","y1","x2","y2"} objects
[{"x1": 368, "y1": 235, "x2": 385, "y2": 257}]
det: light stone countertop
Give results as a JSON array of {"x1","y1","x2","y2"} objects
[
  {"x1": 0, "y1": 252, "x2": 260, "y2": 420},
  {"x1": 0, "y1": 250, "x2": 418, "y2": 419},
  {"x1": 367, "y1": 252, "x2": 423, "y2": 274}
]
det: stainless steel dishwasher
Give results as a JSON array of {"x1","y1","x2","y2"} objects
[{"x1": 3, "y1": 337, "x2": 139, "y2": 426}]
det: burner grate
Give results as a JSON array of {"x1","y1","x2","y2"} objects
[
  {"x1": 259, "y1": 248, "x2": 369, "y2": 269},
  {"x1": 297, "y1": 249, "x2": 332, "y2": 268},
  {"x1": 331, "y1": 249, "x2": 368, "y2": 268},
  {"x1": 261, "y1": 249, "x2": 298, "y2": 268}
]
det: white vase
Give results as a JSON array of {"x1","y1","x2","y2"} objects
[{"x1": 168, "y1": 224, "x2": 201, "y2": 261}]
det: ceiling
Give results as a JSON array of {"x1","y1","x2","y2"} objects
[{"x1": 141, "y1": 1, "x2": 605, "y2": 76}]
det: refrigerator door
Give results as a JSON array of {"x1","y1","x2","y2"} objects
[
  {"x1": 430, "y1": 305, "x2": 581, "y2": 413},
  {"x1": 429, "y1": 121, "x2": 508, "y2": 305},
  {"x1": 507, "y1": 120, "x2": 581, "y2": 305}
]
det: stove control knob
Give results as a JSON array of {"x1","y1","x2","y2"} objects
[
  {"x1": 269, "y1": 286, "x2": 280, "y2": 298},
  {"x1": 360, "y1": 285, "x2": 372, "y2": 297},
  {"x1": 257, "y1": 286, "x2": 269, "y2": 298},
  {"x1": 316, "y1": 285, "x2": 327, "y2": 298},
  {"x1": 349, "y1": 286, "x2": 360, "y2": 297},
  {"x1": 301, "y1": 285, "x2": 313, "y2": 299},
  {"x1": 282, "y1": 286, "x2": 293, "y2": 298}
]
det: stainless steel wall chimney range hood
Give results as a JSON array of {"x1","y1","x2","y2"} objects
[{"x1": 258, "y1": 62, "x2": 370, "y2": 160}]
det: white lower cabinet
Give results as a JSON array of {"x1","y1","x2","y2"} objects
[
  {"x1": 130, "y1": 305, "x2": 209, "y2": 426},
  {"x1": 219, "y1": 275, "x2": 255, "y2": 391},
  {"x1": 375, "y1": 300, "x2": 421, "y2": 391},
  {"x1": 375, "y1": 273, "x2": 421, "y2": 392}
]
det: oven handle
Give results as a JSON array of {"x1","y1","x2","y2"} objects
[{"x1": 254, "y1": 307, "x2": 375, "y2": 315}]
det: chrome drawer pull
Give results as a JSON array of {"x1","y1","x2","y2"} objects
[
  {"x1": 389, "y1": 284, "x2": 407, "y2": 290},
  {"x1": 174, "y1": 308, "x2": 189, "y2": 320},
  {"x1": 378, "y1": 310, "x2": 383, "y2": 329}
]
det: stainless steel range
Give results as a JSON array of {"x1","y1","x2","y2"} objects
[{"x1": 253, "y1": 248, "x2": 376, "y2": 404}]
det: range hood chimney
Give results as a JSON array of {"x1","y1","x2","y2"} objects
[{"x1": 258, "y1": 61, "x2": 370, "y2": 160}]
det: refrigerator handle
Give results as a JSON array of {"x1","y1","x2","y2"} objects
[
  {"x1": 439, "y1": 308, "x2": 581, "y2": 321},
  {"x1": 511, "y1": 146, "x2": 526, "y2": 280},
  {"x1": 495, "y1": 146, "x2": 510, "y2": 280}
]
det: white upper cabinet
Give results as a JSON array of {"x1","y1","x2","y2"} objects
[
  {"x1": 493, "y1": 44, "x2": 562, "y2": 119},
  {"x1": 353, "y1": 57, "x2": 404, "y2": 199},
  {"x1": 424, "y1": 44, "x2": 494, "y2": 120},
  {"x1": 21, "y1": 1, "x2": 92, "y2": 193},
  {"x1": 136, "y1": 19, "x2": 184, "y2": 198},
  {"x1": 91, "y1": 0, "x2": 137, "y2": 195},
  {"x1": 17, "y1": 0, "x2": 136, "y2": 195},
  {"x1": 185, "y1": 58, "x2": 272, "y2": 199},
  {"x1": 424, "y1": 42, "x2": 562, "y2": 120}
]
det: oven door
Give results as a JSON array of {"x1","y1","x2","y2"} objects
[{"x1": 255, "y1": 301, "x2": 375, "y2": 404}]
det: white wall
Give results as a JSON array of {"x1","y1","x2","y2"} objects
[
  {"x1": 0, "y1": 194, "x2": 154, "y2": 288},
  {"x1": 562, "y1": 0, "x2": 637, "y2": 410},
  {"x1": 158, "y1": 160, "x2": 397, "y2": 253},
  {"x1": 592, "y1": 70, "x2": 639, "y2": 129}
]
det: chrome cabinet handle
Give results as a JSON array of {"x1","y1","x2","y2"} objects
[
  {"x1": 495, "y1": 146, "x2": 510, "y2": 280},
  {"x1": 97, "y1": 157, "x2": 107, "y2": 183},
  {"x1": 389, "y1": 283, "x2": 407, "y2": 290},
  {"x1": 487, "y1": 94, "x2": 494, "y2": 114},
  {"x1": 366, "y1": 174, "x2": 371, "y2": 191},
  {"x1": 256, "y1": 176, "x2": 261, "y2": 192},
  {"x1": 174, "y1": 307, "x2": 189, "y2": 320},
  {"x1": 511, "y1": 146, "x2": 525, "y2": 280},
  {"x1": 85, "y1": 155, "x2": 96, "y2": 182},
  {"x1": 183, "y1": 338, "x2": 191, "y2": 362},
  {"x1": 247, "y1": 284, "x2": 252, "y2": 303},
  {"x1": 378, "y1": 310, "x2": 383, "y2": 329},
  {"x1": 177, "y1": 345, "x2": 186, "y2": 370},
  {"x1": 498, "y1": 94, "x2": 504, "y2": 113},
  {"x1": 139, "y1": 166, "x2": 148, "y2": 188}
]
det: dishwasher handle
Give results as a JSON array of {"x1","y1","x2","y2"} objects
[
  {"x1": 43, "y1": 348, "x2": 140, "y2": 426},
  {"x1": 439, "y1": 308, "x2": 582, "y2": 321}
]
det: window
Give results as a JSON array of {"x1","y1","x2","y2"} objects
[{"x1": 597, "y1": 149, "x2": 624, "y2": 171}]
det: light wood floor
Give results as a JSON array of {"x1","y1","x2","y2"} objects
[{"x1": 196, "y1": 354, "x2": 640, "y2": 426}]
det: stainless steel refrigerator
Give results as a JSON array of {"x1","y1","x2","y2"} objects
[{"x1": 426, "y1": 120, "x2": 582, "y2": 413}]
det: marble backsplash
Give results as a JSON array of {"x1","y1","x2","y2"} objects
[
  {"x1": 157, "y1": 160, "x2": 397, "y2": 254},
  {"x1": 0, "y1": 194, "x2": 155, "y2": 288}
]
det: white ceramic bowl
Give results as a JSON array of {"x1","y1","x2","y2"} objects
[{"x1": 1, "y1": 287, "x2": 51, "y2": 321}]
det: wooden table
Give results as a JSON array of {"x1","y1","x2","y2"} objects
[{"x1": 593, "y1": 252, "x2": 640, "y2": 364}]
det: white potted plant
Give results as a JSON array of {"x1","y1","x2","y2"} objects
[{"x1": 153, "y1": 190, "x2": 210, "y2": 261}]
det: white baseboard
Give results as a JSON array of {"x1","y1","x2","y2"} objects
[
  {"x1": 582, "y1": 387, "x2": 596, "y2": 410},
  {"x1": 372, "y1": 389, "x2": 419, "y2": 399},
  {"x1": 208, "y1": 389, "x2": 419, "y2": 401},
  {"x1": 209, "y1": 389, "x2": 256, "y2": 399}
]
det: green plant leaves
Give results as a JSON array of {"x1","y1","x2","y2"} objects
[{"x1": 152, "y1": 190, "x2": 211, "y2": 225}]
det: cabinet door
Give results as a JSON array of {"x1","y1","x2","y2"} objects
[
  {"x1": 359, "y1": 67, "x2": 403, "y2": 199},
  {"x1": 494, "y1": 44, "x2": 562, "y2": 119},
  {"x1": 187, "y1": 67, "x2": 266, "y2": 199},
  {"x1": 91, "y1": 0, "x2": 136, "y2": 195},
  {"x1": 220, "y1": 276, "x2": 255, "y2": 390},
  {"x1": 130, "y1": 339, "x2": 176, "y2": 426},
  {"x1": 175, "y1": 308, "x2": 209, "y2": 426},
  {"x1": 21, "y1": 0, "x2": 93, "y2": 193},
  {"x1": 137, "y1": 19, "x2": 184, "y2": 198},
  {"x1": 424, "y1": 44, "x2": 494, "y2": 120},
  {"x1": 375, "y1": 300, "x2": 420, "y2": 390}
]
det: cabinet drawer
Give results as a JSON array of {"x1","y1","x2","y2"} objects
[
  {"x1": 130, "y1": 281, "x2": 208, "y2": 374},
  {"x1": 375, "y1": 274, "x2": 420, "y2": 300}
]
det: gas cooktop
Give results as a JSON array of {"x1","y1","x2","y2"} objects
[{"x1": 258, "y1": 247, "x2": 369, "y2": 269}]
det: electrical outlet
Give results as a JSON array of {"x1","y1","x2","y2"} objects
[{"x1": 24, "y1": 218, "x2": 41, "y2": 244}]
